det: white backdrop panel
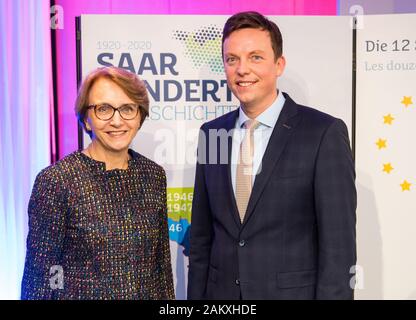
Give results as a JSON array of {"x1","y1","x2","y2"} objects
[
  {"x1": 80, "y1": 14, "x2": 353, "y2": 299},
  {"x1": 356, "y1": 14, "x2": 416, "y2": 299}
]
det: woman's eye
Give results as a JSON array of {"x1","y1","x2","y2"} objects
[
  {"x1": 97, "y1": 104, "x2": 112, "y2": 113},
  {"x1": 121, "y1": 105, "x2": 137, "y2": 114}
]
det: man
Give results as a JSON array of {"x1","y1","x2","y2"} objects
[{"x1": 188, "y1": 11, "x2": 356, "y2": 300}]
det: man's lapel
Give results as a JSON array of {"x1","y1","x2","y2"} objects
[{"x1": 221, "y1": 109, "x2": 243, "y2": 229}]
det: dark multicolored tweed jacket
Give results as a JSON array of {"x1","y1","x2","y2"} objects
[{"x1": 21, "y1": 149, "x2": 174, "y2": 300}]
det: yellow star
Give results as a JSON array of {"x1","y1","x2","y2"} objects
[
  {"x1": 400, "y1": 180, "x2": 411, "y2": 191},
  {"x1": 383, "y1": 114, "x2": 395, "y2": 125},
  {"x1": 376, "y1": 138, "x2": 387, "y2": 150},
  {"x1": 401, "y1": 96, "x2": 413, "y2": 108},
  {"x1": 382, "y1": 163, "x2": 393, "y2": 174}
]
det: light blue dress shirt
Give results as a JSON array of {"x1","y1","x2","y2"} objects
[{"x1": 231, "y1": 90, "x2": 286, "y2": 196}]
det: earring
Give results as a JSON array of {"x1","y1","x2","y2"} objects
[{"x1": 85, "y1": 120, "x2": 91, "y2": 131}]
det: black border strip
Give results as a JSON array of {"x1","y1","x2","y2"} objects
[
  {"x1": 352, "y1": 16, "x2": 357, "y2": 162},
  {"x1": 75, "y1": 16, "x2": 83, "y2": 151},
  {"x1": 50, "y1": 0, "x2": 59, "y2": 163}
]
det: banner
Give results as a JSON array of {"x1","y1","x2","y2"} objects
[
  {"x1": 356, "y1": 14, "x2": 416, "y2": 299},
  {"x1": 79, "y1": 14, "x2": 353, "y2": 299}
]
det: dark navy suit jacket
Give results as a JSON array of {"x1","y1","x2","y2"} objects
[{"x1": 188, "y1": 93, "x2": 356, "y2": 300}]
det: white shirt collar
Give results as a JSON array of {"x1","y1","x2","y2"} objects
[{"x1": 237, "y1": 90, "x2": 286, "y2": 129}]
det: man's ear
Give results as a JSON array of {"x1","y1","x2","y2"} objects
[{"x1": 275, "y1": 55, "x2": 286, "y2": 77}]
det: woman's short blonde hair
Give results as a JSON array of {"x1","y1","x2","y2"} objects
[{"x1": 75, "y1": 66, "x2": 149, "y2": 137}]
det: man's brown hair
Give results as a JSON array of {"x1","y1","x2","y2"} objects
[{"x1": 222, "y1": 11, "x2": 283, "y2": 61}]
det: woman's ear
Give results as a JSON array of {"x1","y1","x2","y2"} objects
[{"x1": 85, "y1": 118, "x2": 92, "y2": 131}]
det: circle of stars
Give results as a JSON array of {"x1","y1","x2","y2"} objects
[{"x1": 376, "y1": 96, "x2": 413, "y2": 191}]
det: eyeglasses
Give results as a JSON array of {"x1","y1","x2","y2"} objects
[{"x1": 88, "y1": 103, "x2": 140, "y2": 121}]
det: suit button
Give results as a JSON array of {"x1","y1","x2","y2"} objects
[
  {"x1": 239, "y1": 240, "x2": 245, "y2": 247},
  {"x1": 235, "y1": 279, "x2": 240, "y2": 285}
]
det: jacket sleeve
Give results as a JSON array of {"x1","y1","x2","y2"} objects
[
  {"x1": 21, "y1": 170, "x2": 67, "y2": 300},
  {"x1": 154, "y1": 169, "x2": 175, "y2": 300},
  {"x1": 187, "y1": 125, "x2": 214, "y2": 300},
  {"x1": 314, "y1": 118, "x2": 357, "y2": 299}
]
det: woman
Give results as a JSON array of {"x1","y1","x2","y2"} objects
[{"x1": 21, "y1": 67, "x2": 174, "y2": 299}]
